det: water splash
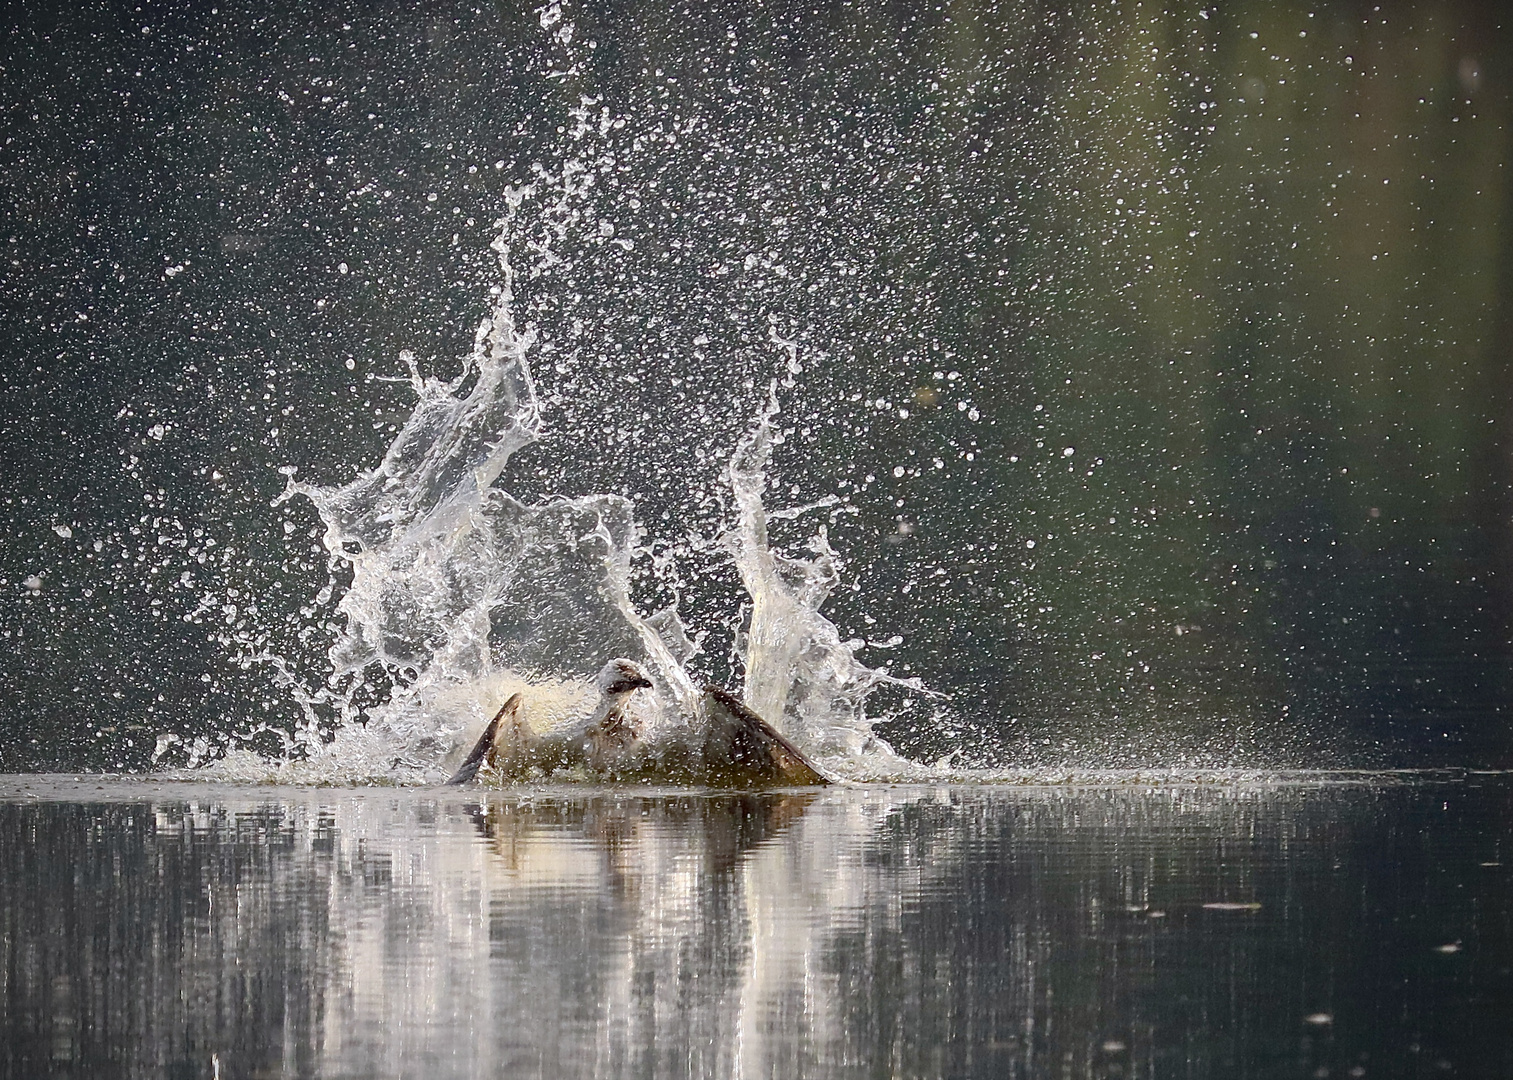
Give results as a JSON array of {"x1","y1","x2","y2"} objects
[
  {"x1": 726, "y1": 388, "x2": 929, "y2": 778},
  {"x1": 196, "y1": 0, "x2": 933, "y2": 785},
  {"x1": 203, "y1": 212, "x2": 920, "y2": 784}
]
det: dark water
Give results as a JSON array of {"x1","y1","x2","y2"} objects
[{"x1": 2, "y1": 774, "x2": 1509, "y2": 1079}]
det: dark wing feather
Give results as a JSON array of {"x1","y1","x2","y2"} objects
[
  {"x1": 701, "y1": 685, "x2": 829, "y2": 786},
  {"x1": 444, "y1": 693, "x2": 524, "y2": 785}
]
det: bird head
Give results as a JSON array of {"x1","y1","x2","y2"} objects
[{"x1": 596, "y1": 658, "x2": 654, "y2": 697}]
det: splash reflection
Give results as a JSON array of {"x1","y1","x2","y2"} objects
[{"x1": 0, "y1": 777, "x2": 1510, "y2": 1078}]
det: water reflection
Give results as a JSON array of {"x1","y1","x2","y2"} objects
[{"x1": 1, "y1": 776, "x2": 1509, "y2": 1078}]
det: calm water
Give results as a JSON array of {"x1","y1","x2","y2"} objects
[{"x1": 1, "y1": 774, "x2": 1510, "y2": 1079}]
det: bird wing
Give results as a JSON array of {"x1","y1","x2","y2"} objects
[
  {"x1": 445, "y1": 693, "x2": 524, "y2": 785},
  {"x1": 701, "y1": 685, "x2": 830, "y2": 786}
]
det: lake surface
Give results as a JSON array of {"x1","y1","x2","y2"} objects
[{"x1": 1, "y1": 774, "x2": 1509, "y2": 1079}]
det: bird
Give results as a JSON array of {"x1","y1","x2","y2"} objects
[
  {"x1": 445, "y1": 658, "x2": 828, "y2": 787},
  {"x1": 445, "y1": 658, "x2": 653, "y2": 784},
  {"x1": 584, "y1": 658, "x2": 657, "y2": 774}
]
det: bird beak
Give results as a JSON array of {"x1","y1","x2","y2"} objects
[{"x1": 608, "y1": 674, "x2": 654, "y2": 693}]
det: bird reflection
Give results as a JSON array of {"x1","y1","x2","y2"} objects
[{"x1": 464, "y1": 792, "x2": 816, "y2": 885}]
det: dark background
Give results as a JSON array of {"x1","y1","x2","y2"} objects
[{"x1": 2, "y1": 0, "x2": 1511, "y2": 770}]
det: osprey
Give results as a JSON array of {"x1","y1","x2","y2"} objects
[{"x1": 445, "y1": 658, "x2": 828, "y2": 787}]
